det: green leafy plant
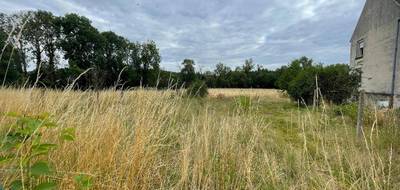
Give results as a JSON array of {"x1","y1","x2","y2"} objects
[
  {"x1": 332, "y1": 103, "x2": 359, "y2": 120},
  {"x1": 74, "y1": 174, "x2": 93, "y2": 190},
  {"x1": 0, "y1": 112, "x2": 76, "y2": 190}
]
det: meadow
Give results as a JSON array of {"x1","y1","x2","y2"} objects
[{"x1": 0, "y1": 88, "x2": 399, "y2": 189}]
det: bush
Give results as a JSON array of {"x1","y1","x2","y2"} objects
[
  {"x1": 0, "y1": 112, "x2": 76, "y2": 189},
  {"x1": 287, "y1": 66, "x2": 320, "y2": 105},
  {"x1": 332, "y1": 103, "x2": 358, "y2": 120},
  {"x1": 278, "y1": 57, "x2": 361, "y2": 105},
  {"x1": 186, "y1": 80, "x2": 208, "y2": 98},
  {"x1": 319, "y1": 65, "x2": 361, "y2": 104}
]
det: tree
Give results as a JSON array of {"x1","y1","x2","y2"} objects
[
  {"x1": 32, "y1": 11, "x2": 60, "y2": 87},
  {"x1": 254, "y1": 68, "x2": 278, "y2": 88},
  {"x1": 319, "y1": 64, "x2": 361, "y2": 104},
  {"x1": 127, "y1": 42, "x2": 142, "y2": 86},
  {"x1": 0, "y1": 29, "x2": 22, "y2": 86},
  {"x1": 243, "y1": 58, "x2": 254, "y2": 74},
  {"x1": 0, "y1": 11, "x2": 168, "y2": 89},
  {"x1": 278, "y1": 57, "x2": 361, "y2": 105},
  {"x1": 214, "y1": 62, "x2": 231, "y2": 87},
  {"x1": 24, "y1": 11, "x2": 49, "y2": 74},
  {"x1": 58, "y1": 13, "x2": 104, "y2": 89},
  {"x1": 1, "y1": 12, "x2": 31, "y2": 77},
  {"x1": 287, "y1": 66, "x2": 321, "y2": 104},
  {"x1": 180, "y1": 59, "x2": 196, "y2": 85},
  {"x1": 100, "y1": 31, "x2": 129, "y2": 87},
  {"x1": 139, "y1": 40, "x2": 161, "y2": 86},
  {"x1": 215, "y1": 62, "x2": 231, "y2": 76},
  {"x1": 276, "y1": 57, "x2": 311, "y2": 90},
  {"x1": 42, "y1": 12, "x2": 60, "y2": 83}
]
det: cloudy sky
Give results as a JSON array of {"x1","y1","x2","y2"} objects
[{"x1": 0, "y1": 0, "x2": 365, "y2": 71}]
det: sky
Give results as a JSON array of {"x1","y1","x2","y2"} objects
[{"x1": 0, "y1": 0, "x2": 366, "y2": 72}]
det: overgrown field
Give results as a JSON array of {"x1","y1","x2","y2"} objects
[{"x1": 0, "y1": 88, "x2": 399, "y2": 189}]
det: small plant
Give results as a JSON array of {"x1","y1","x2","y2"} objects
[
  {"x1": 332, "y1": 103, "x2": 358, "y2": 120},
  {"x1": 186, "y1": 80, "x2": 208, "y2": 98},
  {"x1": 0, "y1": 112, "x2": 75, "y2": 190},
  {"x1": 235, "y1": 96, "x2": 252, "y2": 112},
  {"x1": 74, "y1": 174, "x2": 93, "y2": 190}
]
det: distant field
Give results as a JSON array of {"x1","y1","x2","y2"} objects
[
  {"x1": 0, "y1": 88, "x2": 399, "y2": 189},
  {"x1": 208, "y1": 88, "x2": 286, "y2": 99}
]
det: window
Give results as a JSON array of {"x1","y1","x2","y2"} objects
[{"x1": 356, "y1": 39, "x2": 365, "y2": 59}]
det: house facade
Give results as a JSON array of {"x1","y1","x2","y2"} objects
[{"x1": 350, "y1": 0, "x2": 400, "y2": 108}]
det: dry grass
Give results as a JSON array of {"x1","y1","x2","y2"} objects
[
  {"x1": 0, "y1": 88, "x2": 399, "y2": 189},
  {"x1": 209, "y1": 88, "x2": 287, "y2": 99}
]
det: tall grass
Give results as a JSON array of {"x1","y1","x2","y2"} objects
[{"x1": 0, "y1": 88, "x2": 399, "y2": 189}]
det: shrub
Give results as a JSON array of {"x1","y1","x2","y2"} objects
[
  {"x1": 0, "y1": 113, "x2": 70, "y2": 189},
  {"x1": 278, "y1": 57, "x2": 361, "y2": 105},
  {"x1": 319, "y1": 65, "x2": 361, "y2": 104},
  {"x1": 186, "y1": 80, "x2": 208, "y2": 98},
  {"x1": 287, "y1": 66, "x2": 320, "y2": 105},
  {"x1": 0, "y1": 112, "x2": 91, "y2": 190},
  {"x1": 332, "y1": 103, "x2": 358, "y2": 120}
]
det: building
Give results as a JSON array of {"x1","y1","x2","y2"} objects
[{"x1": 350, "y1": 0, "x2": 400, "y2": 108}]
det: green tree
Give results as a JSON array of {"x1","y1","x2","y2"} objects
[
  {"x1": 276, "y1": 56, "x2": 313, "y2": 90},
  {"x1": 180, "y1": 59, "x2": 196, "y2": 85},
  {"x1": 280, "y1": 57, "x2": 361, "y2": 105},
  {"x1": 42, "y1": 12, "x2": 60, "y2": 86},
  {"x1": 287, "y1": 65, "x2": 321, "y2": 104},
  {"x1": 100, "y1": 31, "x2": 129, "y2": 87},
  {"x1": 243, "y1": 58, "x2": 254, "y2": 74},
  {"x1": 139, "y1": 41, "x2": 160, "y2": 86},
  {"x1": 214, "y1": 62, "x2": 231, "y2": 87},
  {"x1": 215, "y1": 62, "x2": 231, "y2": 76},
  {"x1": 128, "y1": 42, "x2": 142, "y2": 86},
  {"x1": 26, "y1": 11, "x2": 61, "y2": 87},
  {"x1": 319, "y1": 64, "x2": 361, "y2": 104},
  {"x1": 58, "y1": 13, "x2": 104, "y2": 89},
  {"x1": 24, "y1": 11, "x2": 52, "y2": 75}
]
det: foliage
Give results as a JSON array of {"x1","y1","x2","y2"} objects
[
  {"x1": 242, "y1": 58, "x2": 254, "y2": 74},
  {"x1": 319, "y1": 64, "x2": 361, "y2": 104},
  {"x1": 0, "y1": 11, "x2": 161, "y2": 89},
  {"x1": 278, "y1": 57, "x2": 361, "y2": 105},
  {"x1": 180, "y1": 59, "x2": 196, "y2": 85},
  {"x1": 1, "y1": 9, "x2": 360, "y2": 104},
  {"x1": 74, "y1": 174, "x2": 93, "y2": 190},
  {"x1": 0, "y1": 29, "x2": 23, "y2": 86},
  {"x1": 276, "y1": 56, "x2": 312, "y2": 91},
  {"x1": 332, "y1": 103, "x2": 359, "y2": 120},
  {"x1": 287, "y1": 65, "x2": 321, "y2": 104},
  {"x1": 0, "y1": 112, "x2": 76, "y2": 190},
  {"x1": 202, "y1": 61, "x2": 278, "y2": 89},
  {"x1": 186, "y1": 80, "x2": 208, "y2": 98}
]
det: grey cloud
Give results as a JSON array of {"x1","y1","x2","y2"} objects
[{"x1": 0, "y1": 0, "x2": 365, "y2": 71}]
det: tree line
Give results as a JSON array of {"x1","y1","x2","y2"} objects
[
  {"x1": 176, "y1": 58, "x2": 278, "y2": 88},
  {"x1": 0, "y1": 10, "x2": 360, "y2": 104},
  {"x1": 179, "y1": 57, "x2": 360, "y2": 104},
  {"x1": 1, "y1": 10, "x2": 162, "y2": 89}
]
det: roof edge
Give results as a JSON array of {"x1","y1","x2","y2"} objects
[
  {"x1": 394, "y1": 0, "x2": 400, "y2": 7},
  {"x1": 350, "y1": 0, "x2": 369, "y2": 42}
]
